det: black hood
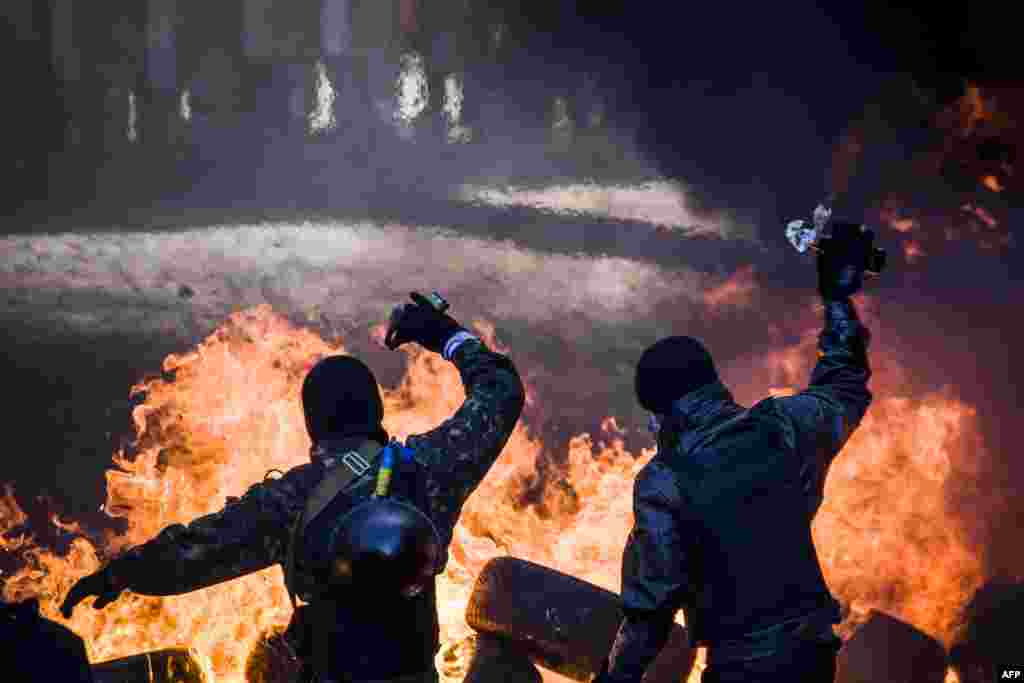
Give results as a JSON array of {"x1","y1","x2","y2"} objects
[
  {"x1": 302, "y1": 355, "x2": 387, "y2": 444},
  {"x1": 635, "y1": 336, "x2": 720, "y2": 414}
]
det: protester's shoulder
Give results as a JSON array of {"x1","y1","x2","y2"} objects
[
  {"x1": 271, "y1": 461, "x2": 322, "y2": 486},
  {"x1": 246, "y1": 461, "x2": 323, "y2": 503},
  {"x1": 747, "y1": 396, "x2": 790, "y2": 423},
  {"x1": 708, "y1": 397, "x2": 790, "y2": 431},
  {"x1": 701, "y1": 400, "x2": 790, "y2": 451},
  {"x1": 636, "y1": 457, "x2": 682, "y2": 505}
]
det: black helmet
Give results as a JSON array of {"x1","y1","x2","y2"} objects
[{"x1": 326, "y1": 499, "x2": 442, "y2": 598}]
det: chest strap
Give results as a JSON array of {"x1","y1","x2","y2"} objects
[{"x1": 284, "y1": 440, "x2": 385, "y2": 609}]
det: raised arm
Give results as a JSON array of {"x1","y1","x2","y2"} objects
[
  {"x1": 407, "y1": 336, "x2": 525, "y2": 535},
  {"x1": 776, "y1": 298, "x2": 872, "y2": 463},
  {"x1": 383, "y1": 293, "x2": 525, "y2": 540},
  {"x1": 61, "y1": 464, "x2": 321, "y2": 615},
  {"x1": 775, "y1": 227, "x2": 874, "y2": 505}
]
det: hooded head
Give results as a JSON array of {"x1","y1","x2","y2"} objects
[
  {"x1": 635, "y1": 336, "x2": 719, "y2": 416},
  {"x1": 302, "y1": 355, "x2": 388, "y2": 445}
]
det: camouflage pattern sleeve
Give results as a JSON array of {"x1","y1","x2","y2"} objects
[
  {"x1": 406, "y1": 339, "x2": 525, "y2": 545},
  {"x1": 107, "y1": 463, "x2": 322, "y2": 596}
]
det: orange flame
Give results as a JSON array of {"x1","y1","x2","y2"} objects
[
  {"x1": 961, "y1": 203, "x2": 999, "y2": 229},
  {"x1": 891, "y1": 218, "x2": 916, "y2": 233},
  {"x1": 0, "y1": 304, "x2": 991, "y2": 681},
  {"x1": 981, "y1": 175, "x2": 1004, "y2": 192},
  {"x1": 756, "y1": 317, "x2": 987, "y2": 646},
  {"x1": 903, "y1": 240, "x2": 925, "y2": 263},
  {"x1": 702, "y1": 266, "x2": 757, "y2": 310},
  {"x1": 961, "y1": 84, "x2": 991, "y2": 136}
]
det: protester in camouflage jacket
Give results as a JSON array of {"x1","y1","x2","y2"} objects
[
  {"x1": 62, "y1": 295, "x2": 525, "y2": 682},
  {"x1": 596, "y1": 237, "x2": 874, "y2": 683}
]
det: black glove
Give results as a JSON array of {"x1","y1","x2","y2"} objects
[
  {"x1": 817, "y1": 221, "x2": 870, "y2": 300},
  {"x1": 385, "y1": 293, "x2": 464, "y2": 354},
  {"x1": 60, "y1": 566, "x2": 124, "y2": 618}
]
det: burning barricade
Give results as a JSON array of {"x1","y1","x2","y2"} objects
[{"x1": 0, "y1": 304, "x2": 1001, "y2": 682}]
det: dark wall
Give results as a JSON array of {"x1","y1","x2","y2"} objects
[{"x1": 3, "y1": 0, "x2": 64, "y2": 213}]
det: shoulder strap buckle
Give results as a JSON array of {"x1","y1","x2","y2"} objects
[
  {"x1": 283, "y1": 439, "x2": 387, "y2": 609},
  {"x1": 340, "y1": 450, "x2": 372, "y2": 476}
]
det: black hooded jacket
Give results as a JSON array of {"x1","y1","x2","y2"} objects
[{"x1": 604, "y1": 299, "x2": 872, "y2": 681}]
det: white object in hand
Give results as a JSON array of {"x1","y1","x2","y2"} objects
[
  {"x1": 786, "y1": 203, "x2": 833, "y2": 253},
  {"x1": 786, "y1": 219, "x2": 817, "y2": 253}
]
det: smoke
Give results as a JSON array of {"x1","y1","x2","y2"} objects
[
  {"x1": 457, "y1": 181, "x2": 749, "y2": 239},
  {"x1": 826, "y1": 76, "x2": 1019, "y2": 264},
  {"x1": 0, "y1": 215, "x2": 738, "y2": 342},
  {"x1": 818, "y1": 75, "x2": 1024, "y2": 588},
  {"x1": 4, "y1": 7, "x2": 1019, "y2": 672},
  {"x1": 3, "y1": 177, "x2": 1022, "y2": 659}
]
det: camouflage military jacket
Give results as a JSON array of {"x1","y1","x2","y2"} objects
[{"x1": 107, "y1": 339, "x2": 525, "y2": 600}]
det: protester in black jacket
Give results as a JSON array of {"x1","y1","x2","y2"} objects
[{"x1": 596, "y1": 234, "x2": 873, "y2": 683}]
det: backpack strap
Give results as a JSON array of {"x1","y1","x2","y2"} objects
[{"x1": 284, "y1": 439, "x2": 385, "y2": 609}]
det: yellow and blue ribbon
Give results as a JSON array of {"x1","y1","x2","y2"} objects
[
  {"x1": 373, "y1": 440, "x2": 417, "y2": 498},
  {"x1": 374, "y1": 443, "x2": 396, "y2": 497}
]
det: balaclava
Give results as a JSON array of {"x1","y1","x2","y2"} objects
[
  {"x1": 635, "y1": 336, "x2": 719, "y2": 415},
  {"x1": 302, "y1": 356, "x2": 389, "y2": 445}
]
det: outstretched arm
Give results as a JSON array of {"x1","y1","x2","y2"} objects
[{"x1": 62, "y1": 464, "x2": 321, "y2": 615}]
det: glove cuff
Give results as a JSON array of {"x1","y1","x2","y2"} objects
[{"x1": 442, "y1": 330, "x2": 478, "y2": 361}]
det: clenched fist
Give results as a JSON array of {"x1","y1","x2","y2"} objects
[
  {"x1": 385, "y1": 292, "x2": 464, "y2": 354},
  {"x1": 60, "y1": 567, "x2": 124, "y2": 618}
]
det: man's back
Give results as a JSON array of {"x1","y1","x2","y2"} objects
[
  {"x1": 61, "y1": 295, "x2": 526, "y2": 683},
  {"x1": 598, "y1": 220, "x2": 876, "y2": 683},
  {"x1": 654, "y1": 397, "x2": 840, "y2": 643},
  {"x1": 294, "y1": 440, "x2": 442, "y2": 680},
  {"x1": 605, "y1": 302, "x2": 870, "y2": 680}
]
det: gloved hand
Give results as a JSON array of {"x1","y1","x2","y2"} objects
[
  {"x1": 60, "y1": 566, "x2": 124, "y2": 618},
  {"x1": 817, "y1": 222, "x2": 870, "y2": 300},
  {"x1": 385, "y1": 293, "x2": 464, "y2": 353}
]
